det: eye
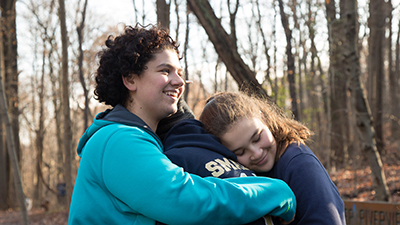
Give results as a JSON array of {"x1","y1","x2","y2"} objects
[
  {"x1": 234, "y1": 149, "x2": 245, "y2": 156},
  {"x1": 252, "y1": 132, "x2": 261, "y2": 143},
  {"x1": 160, "y1": 68, "x2": 170, "y2": 74}
]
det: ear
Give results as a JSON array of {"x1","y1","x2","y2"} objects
[{"x1": 122, "y1": 75, "x2": 137, "y2": 91}]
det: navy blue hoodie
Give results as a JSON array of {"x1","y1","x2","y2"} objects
[
  {"x1": 163, "y1": 119, "x2": 257, "y2": 178},
  {"x1": 163, "y1": 119, "x2": 277, "y2": 225},
  {"x1": 163, "y1": 119, "x2": 345, "y2": 225}
]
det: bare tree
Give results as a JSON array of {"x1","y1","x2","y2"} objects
[
  {"x1": 272, "y1": 0, "x2": 278, "y2": 103},
  {"x1": 306, "y1": 0, "x2": 328, "y2": 163},
  {"x1": 157, "y1": 0, "x2": 170, "y2": 28},
  {"x1": 33, "y1": 38, "x2": 46, "y2": 206},
  {"x1": 291, "y1": 0, "x2": 303, "y2": 121},
  {"x1": 227, "y1": 0, "x2": 239, "y2": 50},
  {"x1": 27, "y1": 0, "x2": 66, "y2": 205},
  {"x1": 76, "y1": 0, "x2": 90, "y2": 131},
  {"x1": 343, "y1": 0, "x2": 390, "y2": 202},
  {"x1": 173, "y1": 0, "x2": 181, "y2": 42},
  {"x1": 388, "y1": 0, "x2": 400, "y2": 142},
  {"x1": 368, "y1": 0, "x2": 387, "y2": 153},
  {"x1": 0, "y1": 0, "x2": 20, "y2": 210},
  {"x1": 49, "y1": 52, "x2": 64, "y2": 205},
  {"x1": 0, "y1": 11, "x2": 28, "y2": 224},
  {"x1": 25, "y1": 0, "x2": 60, "y2": 206},
  {"x1": 392, "y1": 15, "x2": 400, "y2": 140},
  {"x1": 187, "y1": 0, "x2": 268, "y2": 98},
  {"x1": 325, "y1": 0, "x2": 349, "y2": 170},
  {"x1": 277, "y1": 0, "x2": 298, "y2": 119},
  {"x1": 254, "y1": 0, "x2": 273, "y2": 95},
  {"x1": 183, "y1": 3, "x2": 190, "y2": 101},
  {"x1": 58, "y1": 0, "x2": 73, "y2": 209}
]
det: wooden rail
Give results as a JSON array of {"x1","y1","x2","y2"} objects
[{"x1": 344, "y1": 200, "x2": 400, "y2": 225}]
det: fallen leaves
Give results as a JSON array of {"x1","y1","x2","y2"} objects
[{"x1": 331, "y1": 164, "x2": 400, "y2": 202}]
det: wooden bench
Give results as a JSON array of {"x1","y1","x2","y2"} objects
[{"x1": 344, "y1": 200, "x2": 400, "y2": 225}]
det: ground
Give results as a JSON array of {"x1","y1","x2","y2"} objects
[
  {"x1": 0, "y1": 209, "x2": 67, "y2": 225},
  {"x1": 0, "y1": 164, "x2": 399, "y2": 224},
  {"x1": 331, "y1": 164, "x2": 400, "y2": 202}
]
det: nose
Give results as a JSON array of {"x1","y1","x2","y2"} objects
[
  {"x1": 249, "y1": 145, "x2": 263, "y2": 161},
  {"x1": 170, "y1": 72, "x2": 185, "y2": 87}
]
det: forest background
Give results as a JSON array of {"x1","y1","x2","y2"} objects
[{"x1": 0, "y1": 0, "x2": 400, "y2": 224}]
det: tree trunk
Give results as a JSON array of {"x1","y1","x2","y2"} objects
[
  {"x1": 173, "y1": 0, "x2": 180, "y2": 42},
  {"x1": 34, "y1": 42, "x2": 46, "y2": 207},
  {"x1": 255, "y1": 0, "x2": 272, "y2": 95},
  {"x1": 368, "y1": 0, "x2": 386, "y2": 153},
  {"x1": 58, "y1": 0, "x2": 73, "y2": 210},
  {"x1": 47, "y1": 36, "x2": 64, "y2": 192},
  {"x1": 227, "y1": 0, "x2": 239, "y2": 50},
  {"x1": 156, "y1": 0, "x2": 170, "y2": 29},
  {"x1": 392, "y1": 19, "x2": 400, "y2": 140},
  {"x1": 343, "y1": 0, "x2": 390, "y2": 202},
  {"x1": 187, "y1": 0, "x2": 268, "y2": 98},
  {"x1": 277, "y1": 0, "x2": 298, "y2": 119},
  {"x1": 0, "y1": 15, "x2": 9, "y2": 212},
  {"x1": 77, "y1": 0, "x2": 89, "y2": 132},
  {"x1": 183, "y1": 4, "x2": 190, "y2": 101},
  {"x1": 0, "y1": 0, "x2": 20, "y2": 209},
  {"x1": 0, "y1": 116, "x2": 7, "y2": 210},
  {"x1": 325, "y1": 0, "x2": 348, "y2": 171},
  {"x1": 273, "y1": 1, "x2": 278, "y2": 103},
  {"x1": 306, "y1": 1, "x2": 327, "y2": 163},
  {"x1": 0, "y1": 14, "x2": 28, "y2": 224}
]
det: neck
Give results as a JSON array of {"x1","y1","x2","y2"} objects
[{"x1": 125, "y1": 103, "x2": 159, "y2": 131}]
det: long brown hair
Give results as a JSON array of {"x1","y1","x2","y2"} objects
[{"x1": 199, "y1": 92, "x2": 313, "y2": 160}]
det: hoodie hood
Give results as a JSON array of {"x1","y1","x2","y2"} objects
[
  {"x1": 163, "y1": 119, "x2": 257, "y2": 178},
  {"x1": 76, "y1": 104, "x2": 158, "y2": 156},
  {"x1": 163, "y1": 119, "x2": 237, "y2": 160}
]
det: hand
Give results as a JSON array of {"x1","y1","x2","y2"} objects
[{"x1": 272, "y1": 213, "x2": 295, "y2": 225}]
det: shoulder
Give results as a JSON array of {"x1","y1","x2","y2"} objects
[
  {"x1": 94, "y1": 123, "x2": 162, "y2": 152},
  {"x1": 277, "y1": 144, "x2": 340, "y2": 197},
  {"x1": 284, "y1": 143, "x2": 314, "y2": 157},
  {"x1": 272, "y1": 143, "x2": 328, "y2": 181},
  {"x1": 277, "y1": 143, "x2": 317, "y2": 167},
  {"x1": 165, "y1": 119, "x2": 206, "y2": 137},
  {"x1": 277, "y1": 144, "x2": 345, "y2": 224}
]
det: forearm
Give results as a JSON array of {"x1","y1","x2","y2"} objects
[{"x1": 104, "y1": 130, "x2": 296, "y2": 224}]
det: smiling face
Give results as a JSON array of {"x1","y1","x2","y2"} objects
[
  {"x1": 124, "y1": 49, "x2": 185, "y2": 131},
  {"x1": 220, "y1": 117, "x2": 277, "y2": 172}
]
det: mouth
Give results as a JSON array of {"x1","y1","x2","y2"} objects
[
  {"x1": 255, "y1": 152, "x2": 268, "y2": 166},
  {"x1": 164, "y1": 91, "x2": 180, "y2": 98}
]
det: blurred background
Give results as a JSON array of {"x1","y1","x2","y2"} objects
[{"x1": 0, "y1": 0, "x2": 399, "y2": 223}]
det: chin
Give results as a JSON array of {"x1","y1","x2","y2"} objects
[
  {"x1": 171, "y1": 102, "x2": 179, "y2": 112},
  {"x1": 165, "y1": 106, "x2": 178, "y2": 117}
]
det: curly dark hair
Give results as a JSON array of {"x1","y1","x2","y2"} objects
[{"x1": 94, "y1": 24, "x2": 180, "y2": 107}]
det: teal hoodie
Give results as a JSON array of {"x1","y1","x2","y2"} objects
[{"x1": 68, "y1": 105, "x2": 296, "y2": 225}]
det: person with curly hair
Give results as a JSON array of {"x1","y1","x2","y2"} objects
[
  {"x1": 198, "y1": 91, "x2": 345, "y2": 225},
  {"x1": 68, "y1": 24, "x2": 296, "y2": 225}
]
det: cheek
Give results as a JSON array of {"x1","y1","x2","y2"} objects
[
  {"x1": 236, "y1": 156, "x2": 250, "y2": 167},
  {"x1": 262, "y1": 133, "x2": 275, "y2": 146}
]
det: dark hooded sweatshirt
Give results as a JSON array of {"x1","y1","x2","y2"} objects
[
  {"x1": 163, "y1": 119, "x2": 345, "y2": 225},
  {"x1": 163, "y1": 119, "x2": 281, "y2": 225}
]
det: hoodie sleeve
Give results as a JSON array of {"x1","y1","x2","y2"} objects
[
  {"x1": 276, "y1": 146, "x2": 345, "y2": 225},
  {"x1": 102, "y1": 126, "x2": 296, "y2": 225},
  {"x1": 165, "y1": 147, "x2": 257, "y2": 178}
]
